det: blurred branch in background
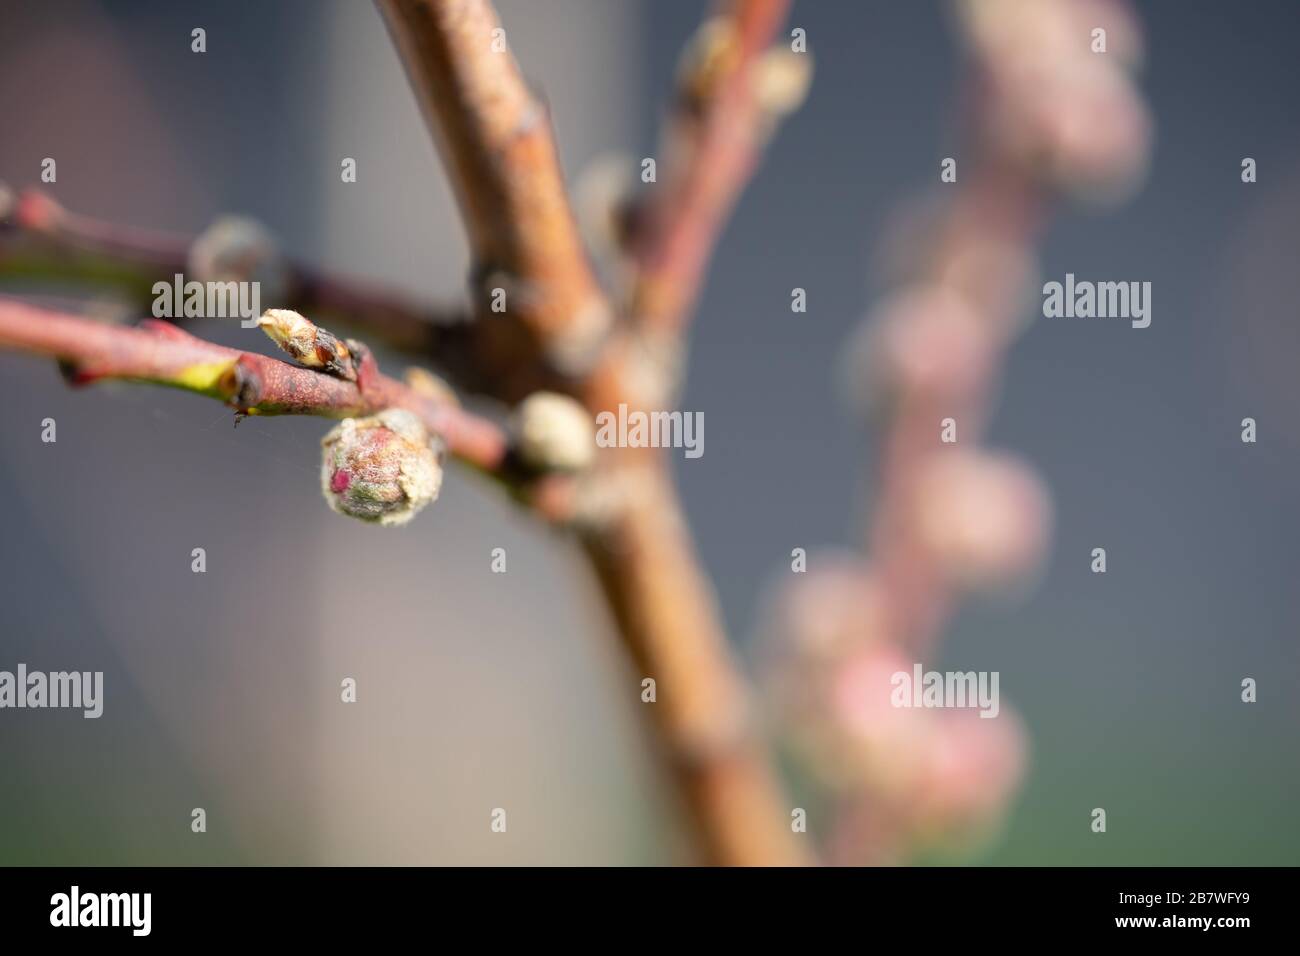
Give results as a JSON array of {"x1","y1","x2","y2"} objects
[{"x1": 761, "y1": 0, "x2": 1151, "y2": 864}]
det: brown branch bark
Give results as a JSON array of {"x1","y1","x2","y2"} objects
[
  {"x1": 0, "y1": 298, "x2": 508, "y2": 473},
  {"x1": 376, "y1": 0, "x2": 613, "y2": 374},
  {"x1": 377, "y1": 0, "x2": 807, "y2": 863},
  {"x1": 578, "y1": 461, "x2": 809, "y2": 866}
]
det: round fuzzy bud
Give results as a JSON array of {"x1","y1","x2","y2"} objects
[
  {"x1": 320, "y1": 409, "x2": 443, "y2": 526},
  {"x1": 908, "y1": 451, "x2": 1051, "y2": 591},
  {"x1": 956, "y1": 0, "x2": 1151, "y2": 202},
  {"x1": 958, "y1": 0, "x2": 1144, "y2": 76},
  {"x1": 827, "y1": 703, "x2": 1026, "y2": 864},
  {"x1": 996, "y1": 60, "x2": 1151, "y2": 203},
  {"x1": 758, "y1": 557, "x2": 914, "y2": 792},
  {"x1": 844, "y1": 285, "x2": 994, "y2": 414},
  {"x1": 512, "y1": 392, "x2": 595, "y2": 472},
  {"x1": 911, "y1": 706, "x2": 1027, "y2": 841},
  {"x1": 188, "y1": 215, "x2": 288, "y2": 303},
  {"x1": 824, "y1": 641, "x2": 936, "y2": 794},
  {"x1": 754, "y1": 48, "x2": 813, "y2": 117},
  {"x1": 763, "y1": 553, "x2": 887, "y2": 661}
]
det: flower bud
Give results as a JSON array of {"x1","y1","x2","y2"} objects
[
  {"x1": 758, "y1": 557, "x2": 916, "y2": 792},
  {"x1": 844, "y1": 286, "x2": 994, "y2": 413},
  {"x1": 993, "y1": 60, "x2": 1151, "y2": 203},
  {"x1": 258, "y1": 309, "x2": 356, "y2": 381},
  {"x1": 676, "y1": 17, "x2": 736, "y2": 102},
  {"x1": 188, "y1": 215, "x2": 288, "y2": 303},
  {"x1": 320, "y1": 409, "x2": 443, "y2": 526},
  {"x1": 754, "y1": 48, "x2": 813, "y2": 117},
  {"x1": 911, "y1": 706, "x2": 1026, "y2": 840},
  {"x1": 763, "y1": 554, "x2": 887, "y2": 661},
  {"x1": 908, "y1": 451, "x2": 1051, "y2": 591},
  {"x1": 827, "y1": 703, "x2": 1027, "y2": 864},
  {"x1": 512, "y1": 392, "x2": 595, "y2": 472},
  {"x1": 826, "y1": 642, "x2": 935, "y2": 793}
]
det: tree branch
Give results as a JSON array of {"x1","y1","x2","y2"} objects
[
  {"x1": 0, "y1": 297, "x2": 508, "y2": 474},
  {"x1": 625, "y1": 0, "x2": 803, "y2": 339},
  {"x1": 1, "y1": 0, "x2": 815, "y2": 866},
  {"x1": 0, "y1": 188, "x2": 479, "y2": 382},
  {"x1": 376, "y1": 0, "x2": 613, "y2": 374},
  {"x1": 578, "y1": 462, "x2": 810, "y2": 866}
]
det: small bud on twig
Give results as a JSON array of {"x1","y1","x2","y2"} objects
[
  {"x1": 403, "y1": 366, "x2": 461, "y2": 407},
  {"x1": 511, "y1": 392, "x2": 595, "y2": 473},
  {"x1": 753, "y1": 48, "x2": 812, "y2": 118},
  {"x1": 575, "y1": 153, "x2": 636, "y2": 261},
  {"x1": 676, "y1": 18, "x2": 737, "y2": 104},
  {"x1": 320, "y1": 409, "x2": 444, "y2": 526},
  {"x1": 845, "y1": 286, "x2": 994, "y2": 413},
  {"x1": 258, "y1": 309, "x2": 358, "y2": 381},
  {"x1": 188, "y1": 215, "x2": 288, "y2": 301}
]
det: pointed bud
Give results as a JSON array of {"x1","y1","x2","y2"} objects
[
  {"x1": 320, "y1": 409, "x2": 443, "y2": 526},
  {"x1": 258, "y1": 309, "x2": 356, "y2": 381},
  {"x1": 677, "y1": 18, "x2": 736, "y2": 102}
]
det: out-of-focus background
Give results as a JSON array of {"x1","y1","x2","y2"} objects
[{"x1": 1, "y1": 0, "x2": 1297, "y2": 865}]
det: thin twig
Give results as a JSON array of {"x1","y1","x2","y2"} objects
[
  {"x1": 625, "y1": 0, "x2": 799, "y2": 339},
  {"x1": 0, "y1": 298, "x2": 508, "y2": 473},
  {"x1": 578, "y1": 461, "x2": 810, "y2": 866},
  {"x1": 0, "y1": 188, "x2": 478, "y2": 379}
]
